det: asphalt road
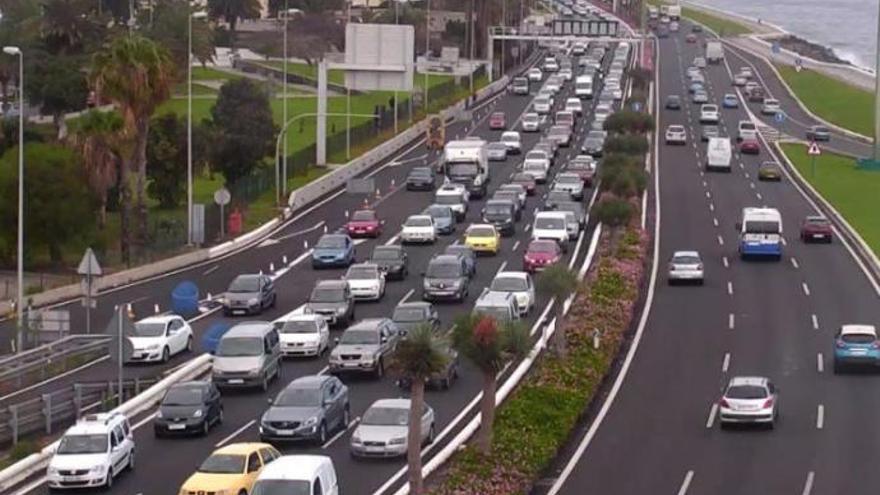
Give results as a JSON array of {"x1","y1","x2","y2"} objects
[
  {"x1": 13, "y1": 44, "x2": 619, "y2": 495},
  {"x1": 546, "y1": 24, "x2": 880, "y2": 495}
]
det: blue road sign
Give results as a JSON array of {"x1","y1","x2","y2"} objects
[{"x1": 775, "y1": 112, "x2": 786, "y2": 123}]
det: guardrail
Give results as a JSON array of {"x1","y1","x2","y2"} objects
[{"x1": 0, "y1": 335, "x2": 110, "y2": 394}]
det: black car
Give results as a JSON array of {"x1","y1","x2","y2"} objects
[
  {"x1": 481, "y1": 199, "x2": 517, "y2": 236},
  {"x1": 406, "y1": 166, "x2": 436, "y2": 191},
  {"x1": 665, "y1": 95, "x2": 682, "y2": 110},
  {"x1": 806, "y1": 125, "x2": 831, "y2": 142},
  {"x1": 422, "y1": 254, "x2": 471, "y2": 302},
  {"x1": 370, "y1": 245, "x2": 408, "y2": 280},
  {"x1": 691, "y1": 24, "x2": 703, "y2": 33},
  {"x1": 398, "y1": 346, "x2": 460, "y2": 390},
  {"x1": 392, "y1": 301, "x2": 441, "y2": 334},
  {"x1": 443, "y1": 244, "x2": 477, "y2": 277},
  {"x1": 154, "y1": 381, "x2": 223, "y2": 437}
]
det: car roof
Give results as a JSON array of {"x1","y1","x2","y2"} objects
[
  {"x1": 431, "y1": 253, "x2": 465, "y2": 264},
  {"x1": 477, "y1": 290, "x2": 516, "y2": 305},
  {"x1": 370, "y1": 398, "x2": 412, "y2": 410},
  {"x1": 536, "y1": 211, "x2": 568, "y2": 219},
  {"x1": 347, "y1": 318, "x2": 390, "y2": 331},
  {"x1": 840, "y1": 324, "x2": 878, "y2": 336},
  {"x1": 348, "y1": 262, "x2": 379, "y2": 271},
  {"x1": 226, "y1": 321, "x2": 273, "y2": 338},
  {"x1": 804, "y1": 215, "x2": 828, "y2": 222},
  {"x1": 672, "y1": 250, "x2": 700, "y2": 258},
  {"x1": 727, "y1": 376, "x2": 769, "y2": 388},
  {"x1": 213, "y1": 442, "x2": 274, "y2": 456},
  {"x1": 315, "y1": 279, "x2": 348, "y2": 289},
  {"x1": 257, "y1": 455, "x2": 333, "y2": 481},
  {"x1": 444, "y1": 244, "x2": 473, "y2": 255},
  {"x1": 406, "y1": 214, "x2": 433, "y2": 221},
  {"x1": 467, "y1": 223, "x2": 497, "y2": 232},
  {"x1": 137, "y1": 314, "x2": 180, "y2": 324},
  {"x1": 373, "y1": 244, "x2": 403, "y2": 253},
  {"x1": 286, "y1": 375, "x2": 330, "y2": 389},
  {"x1": 65, "y1": 412, "x2": 127, "y2": 435},
  {"x1": 494, "y1": 271, "x2": 529, "y2": 281}
]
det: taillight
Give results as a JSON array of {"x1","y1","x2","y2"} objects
[
  {"x1": 836, "y1": 340, "x2": 846, "y2": 348},
  {"x1": 762, "y1": 398, "x2": 774, "y2": 409},
  {"x1": 872, "y1": 341, "x2": 880, "y2": 349},
  {"x1": 718, "y1": 398, "x2": 729, "y2": 408},
  {"x1": 697, "y1": 263, "x2": 704, "y2": 270}
]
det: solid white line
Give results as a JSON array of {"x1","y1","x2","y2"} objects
[
  {"x1": 512, "y1": 240, "x2": 521, "y2": 252},
  {"x1": 791, "y1": 257, "x2": 800, "y2": 269},
  {"x1": 289, "y1": 249, "x2": 314, "y2": 267},
  {"x1": 705, "y1": 403, "x2": 718, "y2": 428},
  {"x1": 781, "y1": 236, "x2": 788, "y2": 246},
  {"x1": 398, "y1": 288, "x2": 415, "y2": 305},
  {"x1": 729, "y1": 313, "x2": 735, "y2": 330},
  {"x1": 722, "y1": 352, "x2": 730, "y2": 373},
  {"x1": 215, "y1": 419, "x2": 255, "y2": 447},
  {"x1": 322, "y1": 417, "x2": 360, "y2": 449},
  {"x1": 717, "y1": 235, "x2": 725, "y2": 246},
  {"x1": 817, "y1": 353, "x2": 824, "y2": 373},
  {"x1": 727, "y1": 281, "x2": 733, "y2": 295},
  {"x1": 202, "y1": 265, "x2": 220, "y2": 275},
  {"x1": 495, "y1": 260, "x2": 508, "y2": 276},
  {"x1": 812, "y1": 314, "x2": 819, "y2": 330},
  {"x1": 677, "y1": 470, "x2": 695, "y2": 495},
  {"x1": 133, "y1": 412, "x2": 158, "y2": 429},
  {"x1": 802, "y1": 471, "x2": 815, "y2": 495},
  {"x1": 722, "y1": 256, "x2": 729, "y2": 268},
  {"x1": 713, "y1": 217, "x2": 719, "y2": 227},
  {"x1": 709, "y1": 202, "x2": 715, "y2": 211},
  {"x1": 802, "y1": 282, "x2": 811, "y2": 296},
  {"x1": 816, "y1": 404, "x2": 824, "y2": 429},
  {"x1": 385, "y1": 234, "x2": 400, "y2": 246}
]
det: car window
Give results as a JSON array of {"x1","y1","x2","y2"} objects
[
  {"x1": 110, "y1": 430, "x2": 119, "y2": 448},
  {"x1": 122, "y1": 421, "x2": 131, "y2": 437},
  {"x1": 313, "y1": 477, "x2": 323, "y2": 495},
  {"x1": 323, "y1": 385, "x2": 334, "y2": 404},
  {"x1": 259, "y1": 448, "x2": 277, "y2": 464},
  {"x1": 247, "y1": 452, "x2": 262, "y2": 473},
  {"x1": 264, "y1": 336, "x2": 272, "y2": 354}
]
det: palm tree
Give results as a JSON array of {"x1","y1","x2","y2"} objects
[
  {"x1": 452, "y1": 314, "x2": 528, "y2": 453},
  {"x1": 67, "y1": 110, "x2": 125, "y2": 231},
  {"x1": 90, "y1": 34, "x2": 175, "y2": 249},
  {"x1": 39, "y1": 0, "x2": 100, "y2": 55},
  {"x1": 390, "y1": 325, "x2": 450, "y2": 495}
]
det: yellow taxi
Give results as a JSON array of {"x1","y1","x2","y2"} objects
[
  {"x1": 178, "y1": 443, "x2": 280, "y2": 495},
  {"x1": 464, "y1": 224, "x2": 501, "y2": 255}
]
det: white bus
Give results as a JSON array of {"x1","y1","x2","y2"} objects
[{"x1": 575, "y1": 75, "x2": 593, "y2": 99}]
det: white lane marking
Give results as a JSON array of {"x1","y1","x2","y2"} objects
[
  {"x1": 705, "y1": 190, "x2": 711, "y2": 199},
  {"x1": 722, "y1": 256, "x2": 729, "y2": 268},
  {"x1": 709, "y1": 203, "x2": 715, "y2": 212},
  {"x1": 289, "y1": 249, "x2": 314, "y2": 267},
  {"x1": 816, "y1": 404, "x2": 824, "y2": 429},
  {"x1": 677, "y1": 470, "x2": 695, "y2": 495},
  {"x1": 713, "y1": 217, "x2": 719, "y2": 227},
  {"x1": 781, "y1": 236, "x2": 788, "y2": 246},
  {"x1": 717, "y1": 235, "x2": 725, "y2": 246},
  {"x1": 322, "y1": 417, "x2": 360, "y2": 449},
  {"x1": 385, "y1": 234, "x2": 400, "y2": 246},
  {"x1": 744, "y1": 172, "x2": 750, "y2": 179},
  {"x1": 756, "y1": 192, "x2": 763, "y2": 200},
  {"x1": 133, "y1": 412, "x2": 158, "y2": 429},
  {"x1": 749, "y1": 182, "x2": 756, "y2": 189},
  {"x1": 802, "y1": 282, "x2": 811, "y2": 296},
  {"x1": 525, "y1": 224, "x2": 531, "y2": 232},
  {"x1": 215, "y1": 419, "x2": 256, "y2": 447},
  {"x1": 512, "y1": 240, "x2": 521, "y2": 252},
  {"x1": 802, "y1": 472, "x2": 815, "y2": 495},
  {"x1": 791, "y1": 257, "x2": 800, "y2": 269},
  {"x1": 317, "y1": 365, "x2": 329, "y2": 375},
  {"x1": 274, "y1": 220, "x2": 327, "y2": 242},
  {"x1": 702, "y1": 180, "x2": 707, "y2": 188},
  {"x1": 812, "y1": 314, "x2": 819, "y2": 330},
  {"x1": 728, "y1": 313, "x2": 735, "y2": 330},
  {"x1": 705, "y1": 403, "x2": 718, "y2": 429},
  {"x1": 495, "y1": 260, "x2": 509, "y2": 276},
  {"x1": 727, "y1": 281, "x2": 733, "y2": 296},
  {"x1": 722, "y1": 352, "x2": 730, "y2": 373},
  {"x1": 203, "y1": 265, "x2": 220, "y2": 275},
  {"x1": 817, "y1": 353, "x2": 824, "y2": 373},
  {"x1": 398, "y1": 288, "x2": 415, "y2": 305}
]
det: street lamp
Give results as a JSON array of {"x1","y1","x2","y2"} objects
[
  {"x1": 3, "y1": 45, "x2": 23, "y2": 353},
  {"x1": 187, "y1": 9, "x2": 207, "y2": 245}
]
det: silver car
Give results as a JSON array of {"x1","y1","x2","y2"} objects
[
  {"x1": 668, "y1": 250, "x2": 704, "y2": 285},
  {"x1": 551, "y1": 172, "x2": 585, "y2": 201},
  {"x1": 488, "y1": 142, "x2": 508, "y2": 161},
  {"x1": 259, "y1": 375, "x2": 350, "y2": 444},
  {"x1": 329, "y1": 318, "x2": 401, "y2": 377},
  {"x1": 718, "y1": 376, "x2": 778, "y2": 429},
  {"x1": 350, "y1": 398, "x2": 435, "y2": 458}
]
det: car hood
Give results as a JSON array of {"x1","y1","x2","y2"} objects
[
  {"x1": 226, "y1": 291, "x2": 259, "y2": 303},
  {"x1": 213, "y1": 356, "x2": 263, "y2": 373},
  {"x1": 425, "y1": 277, "x2": 463, "y2": 288},
  {"x1": 262, "y1": 405, "x2": 321, "y2": 423},
  {"x1": 49, "y1": 453, "x2": 107, "y2": 471},
  {"x1": 347, "y1": 220, "x2": 379, "y2": 229},
  {"x1": 181, "y1": 472, "x2": 245, "y2": 492},
  {"x1": 159, "y1": 404, "x2": 202, "y2": 418},
  {"x1": 279, "y1": 332, "x2": 321, "y2": 345},
  {"x1": 355, "y1": 424, "x2": 408, "y2": 443},
  {"x1": 407, "y1": 175, "x2": 433, "y2": 183},
  {"x1": 333, "y1": 343, "x2": 379, "y2": 356},
  {"x1": 128, "y1": 336, "x2": 165, "y2": 350}
]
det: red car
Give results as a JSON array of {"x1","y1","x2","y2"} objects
[
  {"x1": 523, "y1": 240, "x2": 562, "y2": 273},
  {"x1": 346, "y1": 209, "x2": 383, "y2": 238},
  {"x1": 489, "y1": 112, "x2": 507, "y2": 130},
  {"x1": 740, "y1": 138, "x2": 760, "y2": 154},
  {"x1": 565, "y1": 158, "x2": 596, "y2": 186},
  {"x1": 510, "y1": 173, "x2": 537, "y2": 196},
  {"x1": 686, "y1": 33, "x2": 697, "y2": 43},
  {"x1": 800, "y1": 215, "x2": 833, "y2": 243}
]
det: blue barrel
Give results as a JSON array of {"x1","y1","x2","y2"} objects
[
  {"x1": 202, "y1": 322, "x2": 231, "y2": 354},
  {"x1": 171, "y1": 281, "x2": 200, "y2": 317}
]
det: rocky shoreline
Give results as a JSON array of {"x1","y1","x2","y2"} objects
[{"x1": 776, "y1": 34, "x2": 851, "y2": 65}]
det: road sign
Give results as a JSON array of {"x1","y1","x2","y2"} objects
[
  {"x1": 105, "y1": 308, "x2": 135, "y2": 364},
  {"x1": 808, "y1": 141, "x2": 821, "y2": 155},
  {"x1": 76, "y1": 248, "x2": 102, "y2": 277},
  {"x1": 344, "y1": 24, "x2": 414, "y2": 92},
  {"x1": 213, "y1": 187, "x2": 231, "y2": 206},
  {"x1": 774, "y1": 112, "x2": 785, "y2": 123}
]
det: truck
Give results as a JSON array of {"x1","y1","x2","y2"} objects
[
  {"x1": 575, "y1": 75, "x2": 593, "y2": 99},
  {"x1": 442, "y1": 139, "x2": 489, "y2": 198},
  {"x1": 668, "y1": 4, "x2": 681, "y2": 20},
  {"x1": 738, "y1": 207, "x2": 783, "y2": 260},
  {"x1": 706, "y1": 41, "x2": 724, "y2": 64},
  {"x1": 706, "y1": 137, "x2": 732, "y2": 172}
]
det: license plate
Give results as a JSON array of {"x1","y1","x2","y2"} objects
[
  {"x1": 62, "y1": 476, "x2": 79, "y2": 482},
  {"x1": 168, "y1": 424, "x2": 186, "y2": 430},
  {"x1": 813, "y1": 234, "x2": 825, "y2": 239},
  {"x1": 344, "y1": 362, "x2": 360, "y2": 368},
  {"x1": 276, "y1": 429, "x2": 294, "y2": 436},
  {"x1": 228, "y1": 378, "x2": 244, "y2": 384},
  {"x1": 234, "y1": 309, "x2": 246, "y2": 315}
]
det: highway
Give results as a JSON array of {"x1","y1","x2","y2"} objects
[
  {"x1": 13, "y1": 42, "x2": 617, "y2": 494},
  {"x1": 543, "y1": 21, "x2": 880, "y2": 495}
]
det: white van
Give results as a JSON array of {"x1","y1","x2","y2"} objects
[
  {"x1": 706, "y1": 137, "x2": 732, "y2": 172},
  {"x1": 47, "y1": 413, "x2": 135, "y2": 490},
  {"x1": 532, "y1": 211, "x2": 569, "y2": 251},
  {"x1": 575, "y1": 75, "x2": 593, "y2": 99},
  {"x1": 252, "y1": 455, "x2": 339, "y2": 495}
]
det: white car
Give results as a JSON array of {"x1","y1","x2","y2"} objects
[
  {"x1": 488, "y1": 271, "x2": 535, "y2": 316},
  {"x1": 275, "y1": 313, "x2": 331, "y2": 357},
  {"x1": 532, "y1": 211, "x2": 569, "y2": 250},
  {"x1": 594, "y1": 103, "x2": 613, "y2": 123},
  {"x1": 523, "y1": 157, "x2": 550, "y2": 183},
  {"x1": 694, "y1": 56, "x2": 707, "y2": 68},
  {"x1": 500, "y1": 131, "x2": 522, "y2": 154},
  {"x1": 543, "y1": 58, "x2": 559, "y2": 72},
  {"x1": 128, "y1": 315, "x2": 193, "y2": 363},
  {"x1": 345, "y1": 263, "x2": 387, "y2": 301},
  {"x1": 350, "y1": 398, "x2": 435, "y2": 458},
  {"x1": 435, "y1": 183, "x2": 469, "y2": 219},
  {"x1": 533, "y1": 96, "x2": 553, "y2": 114},
  {"x1": 559, "y1": 68, "x2": 573, "y2": 81},
  {"x1": 527, "y1": 67, "x2": 543, "y2": 82},
  {"x1": 665, "y1": 125, "x2": 687, "y2": 145},
  {"x1": 699, "y1": 104, "x2": 720, "y2": 124},
  {"x1": 604, "y1": 81, "x2": 623, "y2": 100},
  {"x1": 718, "y1": 376, "x2": 778, "y2": 429},
  {"x1": 47, "y1": 412, "x2": 135, "y2": 490},
  {"x1": 521, "y1": 112, "x2": 541, "y2": 132},
  {"x1": 667, "y1": 250, "x2": 704, "y2": 284},
  {"x1": 565, "y1": 97, "x2": 583, "y2": 115},
  {"x1": 544, "y1": 77, "x2": 562, "y2": 94},
  {"x1": 401, "y1": 215, "x2": 437, "y2": 244},
  {"x1": 761, "y1": 98, "x2": 781, "y2": 115}
]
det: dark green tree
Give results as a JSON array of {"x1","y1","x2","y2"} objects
[
  {"x1": 146, "y1": 0, "x2": 215, "y2": 68},
  {"x1": 206, "y1": 0, "x2": 261, "y2": 39},
  {"x1": 146, "y1": 113, "x2": 187, "y2": 209}
]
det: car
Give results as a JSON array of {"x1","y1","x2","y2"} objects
[
  {"x1": 511, "y1": 76, "x2": 530, "y2": 95},
  {"x1": 665, "y1": 94, "x2": 682, "y2": 110},
  {"x1": 305, "y1": 280, "x2": 355, "y2": 327},
  {"x1": 758, "y1": 161, "x2": 783, "y2": 181},
  {"x1": 565, "y1": 97, "x2": 583, "y2": 115},
  {"x1": 212, "y1": 322, "x2": 282, "y2": 391},
  {"x1": 692, "y1": 90, "x2": 708, "y2": 104},
  {"x1": 688, "y1": 81, "x2": 704, "y2": 94},
  {"x1": 551, "y1": 172, "x2": 585, "y2": 201},
  {"x1": 443, "y1": 244, "x2": 477, "y2": 276},
  {"x1": 344, "y1": 263, "x2": 386, "y2": 301},
  {"x1": 491, "y1": 189, "x2": 524, "y2": 218},
  {"x1": 434, "y1": 183, "x2": 469, "y2": 220},
  {"x1": 260, "y1": 375, "x2": 350, "y2": 444},
  {"x1": 547, "y1": 125, "x2": 573, "y2": 148},
  {"x1": 370, "y1": 245, "x2": 409, "y2": 280},
  {"x1": 739, "y1": 66, "x2": 754, "y2": 79},
  {"x1": 129, "y1": 314, "x2": 193, "y2": 363},
  {"x1": 521, "y1": 112, "x2": 541, "y2": 132},
  {"x1": 474, "y1": 290, "x2": 521, "y2": 323},
  {"x1": 556, "y1": 200, "x2": 586, "y2": 229},
  {"x1": 732, "y1": 75, "x2": 748, "y2": 87},
  {"x1": 223, "y1": 273, "x2": 277, "y2": 315},
  {"x1": 747, "y1": 86, "x2": 765, "y2": 103},
  {"x1": 685, "y1": 33, "x2": 697, "y2": 43},
  {"x1": 488, "y1": 142, "x2": 508, "y2": 161},
  {"x1": 701, "y1": 124, "x2": 720, "y2": 142},
  {"x1": 722, "y1": 93, "x2": 739, "y2": 108},
  {"x1": 350, "y1": 399, "x2": 435, "y2": 458},
  {"x1": 464, "y1": 224, "x2": 501, "y2": 255},
  {"x1": 594, "y1": 103, "x2": 612, "y2": 123},
  {"x1": 559, "y1": 67, "x2": 573, "y2": 81},
  {"x1": 500, "y1": 131, "x2": 522, "y2": 153},
  {"x1": 737, "y1": 120, "x2": 757, "y2": 141},
  {"x1": 691, "y1": 24, "x2": 702, "y2": 32},
  {"x1": 665, "y1": 124, "x2": 687, "y2": 145},
  {"x1": 346, "y1": 209, "x2": 383, "y2": 238},
  {"x1": 489, "y1": 111, "x2": 506, "y2": 130},
  {"x1": 312, "y1": 234, "x2": 356, "y2": 269},
  {"x1": 523, "y1": 239, "x2": 562, "y2": 273},
  {"x1": 718, "y1": 376, "x2": 778, "y2": 429},
  {"x1": 178, "y1": 443, "x2": 280, "y2": 495},
  {"x1": 670, "y1": 20, "x2": 679, "y2": 32},
  {"x1": 545, "y1": 75, "x2": 562, "y2": 93},
  {"x1": 543, "y1": 57, "x2": 559, "y2": 72},
  {"x1": 47, "y1": 412, "x2": 135, "y2": 490},
  {"x1": 693, "y1": 56, "x2": 707, "y2": 68},
  {"x1": 423, "y1": 253, "x2": 471, "y2": 302},
  {"x1": 274, "y1": 313, "x2": 330, "y2": 357},
  {"x1": 397, "y1": 344, "x2": 459, "y2": 390},
  {"x1": 422, "y1": 204, "x2": 456, "y2": 235},
  {"x1": 481, "y1": 199, "x2": 517, "y2": 236},
  {"x1": 523, "y1": 156, "x2": 550, "y2": 184},
  {"x1": 154, "y1": 381, "x2": 223, "y2": 437},
  {"x1": 392, "y1": 301, "x2": 440, "y2": 333},
  {"x1": 761, "y1": 98, "x2": 781, "y2": 115},
  {"x1": 527, "y1": 67, "x2": 543, "y2": 82},
  {"x1": 744, "y1": 81, "x2": 759, "y2": 93},
  {"x1": 544, "y1": 189, "x2": 572, "y2": 210},
  {"x1": 565, "y1": 156, "x2": 596, "y2": 186},
  {"x1": 699, "y1": 104, "x2": 719, "y2": 124},
  {"x1": 533, "y1": 96, "x2": 553, "y2": 114},
  {"x1": 581, "y1": 135, "x2": 605, "y2": 157},
  {"x1": 740, "y1": 138, "x2": 760, "y2": 154},
  {"x1": 806, "y1": 125, "x2": 831, "y2": 142},
  {"x1": 510, "y1": 172, "x2": 537, "y2": 195},
  {"x1": 555, "y1": 110, "x2": 576, "y2": 129},
  {"x1": 800, "y1": 215, "x2": 833, "y2": 243},
  {"x1": 667, "y1": 251, "x2": 704, "y2": 285},
  {"x1": 329, "y1": 318, "x2": 402, "y2": 377},
  {"x1": 400, "y1": 214, "x2": 437, "y2": 244},
  {"x1": 533, "y1": 140, "x2": 558, "y2": 161},
  {"x1": 834, "y1": 324, "x2": 880, "y2": 372},
  {"x1": 406, "y1": 166, "x2": 436, "y2": 191},
  {"x1": 488, "y1": 271, "x2": 535, "y2": 316},
  {"x1": 532, "y1": 211, "x2": 569, "y2": 251},
  {"x1": 688, "y1": 72, "x2": 705, "y2": 85},
  {"x1": 252, "y1": 455, "x2": 339, "y2": 495}
]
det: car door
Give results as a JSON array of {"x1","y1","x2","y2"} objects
[
  {"x1": 526, "y1": 276, "x2": 535, "y2": 310},
  {"x1": 262, "y1": 276, "x2": 275, "y2": 308},
  {"x1": 319, "y1": 319, "x2": 330, "y2": 353},
  {"x1": 109, "y1": 427, "x2": 126, "y2": 476},
  {"x1": 169, "y1": 319, "x2": 186, "y2": 354},
  {"x1": 322, "y1": 381, "x2": 340, "y2": 429},
  {"x1": 244, "y1": 451, "x2": 263, "y2": 489}
]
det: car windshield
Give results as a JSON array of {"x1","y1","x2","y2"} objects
[
  {"x1": 535, "y1": 97, "x2": 550, "y2": 106},
  {"x1": 549, "y1": 127, "x2": 569, "y2": 136},
  {"x1": 362, "y1": 406, "x2": 409, "y2": 426},
  {"x1": 393, "y1": 307, "x2": 426, "y2": 322},
  {"x1": 448, "y1": 163, "x2": 479, "y2": 176},
  {"x1": 57, "y1": 434, "x2": 107, "y2": 455},
  {"x1": 275, "y1": 387, "x2": 321, "y2": 407},
  {"x1": 529, "y1": 241, "x2": 558, "y2": 254},
  {"x1": 372, "y1": 247, "x2": 401, "y2": 260},
  {"x1": 673, "y1": 255, "x2": 701, "y2": 265},
  {"x1": 427, "y1": 262, "x2": 461, "y2": 278},
  {"x1": 585, "y1": 138, "x2": 602, "y2": 147},
  {"x1": 485, "y1": 203, "x2": 512, "y2": 216},
  {"x1": 351, "y1": 211, "x2": 376, "y2": 221},
  {"x1": 216, "y1": 337, "x2": 263, "y2": 357},
  {"x1": 524, "y1": 114, "x2": 539, "y2": 123},
  {"x1": 814, "y1": 126, "x2": 829, "y2": 133},
  {"x1": 526, "y1": 151, "x2": 546, "y2": 161},
  {"x1": 425, "y1": 206, "x2": 452, "y2": 218},
  {"x1": 557, "y1": 175, "x2": 580, "y2": 184},
  {"x1": 725, "y1": 385, "x2": 768, "y2": 400},
  {"x1": 317, "y1": 236, "x2": 346, "y2": 249},
  {"x1": 501, "y1": 134, "x2": 518, "y2": 143},
  {"x1": 405, "y1": 216, "x2": 432, "y2": 227},
  {"x1": 489, "y1": 143, "x2": 507, "y2": 151},
  {"x1": 340, "y1": 329, "x2": 379, "y2": 345},
  {"x1": 199, "y1": 454, "x2": 245, "y2": 474},
  {"x1": 133, "y1": 322, "x2": 166, "y2": 337},
  {"x1": 311, "y1": 287, "x2": 344, "y2": 303},
  {"x1": 162, "y1": 386, "x2": 204, "y2": 406},
  {"x1": 491, "y1": 277, "x2": 528, "y2": 291},
  {"x1": 347, "y1": 266, "x2": 377, "y2": 280},
  {"x1": 409, "y1": 168, "x2": 431, "y2": 177},
  {"x1": 468, "y1": 227, "x2": 495, "y2": 237},
  {"x1": 229, "y1": 276, "x2": 259, "y2": 292},
  {"x1": 512, "y1": 174, "x2": 534, "y2": 183},
  {"x1": 841, "y1": 333, "x2": 876, "y2": 344},
  {"x1": 476, "y1": 306, "x2": 512, "y2": 321},
  {"x1": 805, "y1": 217, "x2": 829, "y2": 226},
  {"x1": 741, "y1": 123, "x2": 756, "y2": 130},
  {"x1": 744, "y1": 221, "x2": 780, "y2": 234},
  {"x1": 536, "y1": 217, "x2": 566, "y2": 229},
  {"x1": 279, "y1": 320, "x2": 318, "y2": 334},
  {"x1": 435, "y1": 194, "x2": 462, "y2": 205},
  {"x1": 252, "y1": 480, "x2": 310, "y2": 495}
]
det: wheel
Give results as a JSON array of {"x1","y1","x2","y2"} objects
[
  {"x1": 375, "y1": 359, "x2": 385, "y2": 379},
  {"x1": 342, "y1": 406, "x2": 351, "y2": 429},
  {"x1": 186, "y1": 337, "x2": 193, "y2": 353},
  {"x1": 161, "y1": 347, "x2": 170, "y2": 363},
  {"x1": 317, "y1": 422, "x2": 328, "y2": 445},
  {"x1": 127, "y1": 449, "x2": 135, "y2": 470},
  {"x1": 104, "y1": 469, "x2": 113, "y2": 490},
  {"x1": 201, "y1": 420, "x2": 210, "y2": 436}
]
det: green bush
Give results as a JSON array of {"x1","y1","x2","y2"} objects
[
  {"x1": 604, "y1": 111, "x2": 655, "y2": 135},
  {"x1": 595, "y1": 196, "x2": 634, "y2": 227},
  {"x1": 602, "y1": 164, "x2": 647, "y2": 198},
  {"x1": 604, "y1": 134, "x2": 649, "y2": 155},
  {"x1": 536, "y1": 265, "x2": 579, "y2": 300}
]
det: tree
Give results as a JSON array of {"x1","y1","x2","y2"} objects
[
  {"x1": 67, "y1": 110, "x2": 124, "y2": 232},
  {"x1": 536, "y1": 265, "x2": 579, "y2": 356},
  {"x1": 26, "y1": 54, "x2": 89, "y2": 138},
  {"x1": 452, "y1": 314, "x2": 528, "y2": 453},
  {"x1": 206, "y1": 0, "x2": 261, "y2": 40},
  {"x1": 39, "y1": 0, "x2": 105, "y2": 55},
  {"x1": 0, "y1": 143, "x2": 97, "y2": 265},
  {"x1": 207, "y1": 78, "x2": 276, "y2": 186},
  {"x1": 390, "y1": 325, "x2": 449, "y2": 495},
  {"x1": 146, "y1": 0, "x2": 215, "y2": 68},
  {"x1": 90, "y1": 34, "x2": 175, "y2": 249},
  {"x1": 146, "y1": 113, "x2": 187, "y2": 209},
  {"x1": 283, "y1": 13, "x2": 346, "y2": 65}
]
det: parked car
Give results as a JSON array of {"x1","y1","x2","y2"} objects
[
  {"x1": 312, "y1": 234, "x2": 356, "y2": 268},
  {"x1": 350, "y1": 399, "x2": 435, "y2": 458},
  {"x1": 800, "y1": 215, "x2": 833, "y2": 243},
  {"x1": 346, "y1": 209, "x2": 383, "y2": 238},
  {"x1": 370, "y1": 245, "x2": 409, "y2": 280},
  {"x1": 718, "y1": 376, "x2": 778, "y2": 429},
  {"x1": 130, "y1": 315, "x2": 193, "y2": 363},
  {"x1": 259, "y1": 375, "x2": 350, "y2": 444},
  {"x1": 223, "y1": 274, "x2": 276, "y2": 316},
  {"x1": 329, "y1": 318, "x2": 402, "y2": 377}
]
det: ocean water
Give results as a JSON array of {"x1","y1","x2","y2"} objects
[{"x1": 693, "y1": 0, "x2": 878, "y2": 70}]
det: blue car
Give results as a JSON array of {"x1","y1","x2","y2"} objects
[
  {"x1": 834, "y1": 324, "x2": 880, "y2": 373},
  {"x1": 312, "y1": 233, "x2": 356, "y2": 268},
  {"x1": 722, "y1": 93, "x2": 739, "y2": 108},
  {"x1": 423, "y1": 204, "x2": 456, "y2": 235}
]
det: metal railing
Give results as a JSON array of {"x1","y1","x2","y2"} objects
[{"x1": 0, "y1": 335, "x2": 110, "y2": 395}]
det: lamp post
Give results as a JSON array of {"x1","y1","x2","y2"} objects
[
  {"x1": 282, "y1": 0, "x2": 289, "y2": 198},
  {"x1": 424, "y1": 0, "x2": 430, "y2": 112},
  {"x1": 3, "y1": 46, "x2": 23, "y2": 352},
  {"x1": 874, "y1": 0, "x2": 880, "y2": 160},
  {"x1": 187, "y1": 9, "x2": 207, "y2": 245}
]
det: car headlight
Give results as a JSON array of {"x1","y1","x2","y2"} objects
[
  {"x1": 389, "y1": 437, "x2": 407, "y2": 445},
  {"x1": 193, "y1": 409, "x2": 203, "y2": 418},
  {"x1": 303, "y1": 416, "x2": 318, "y2": 427},
  {"x1": 336, "y1": 307, "x2": 347, "y2": 315},
  {"x1": 89, "y1": 465, "x2": 106, "y2": 474},
  {"x1": 351, "y1": 434, "x2": 362, "y2": 444},
  {"x1": 146, "y1": 344, "x2": 160, "y2": 350},
  {"x1": 248, "y1": 298, "x2": 259, "y2": 305},
  {"x1": 156, "y1": 409, "x2": 164, "y2": 419},
  {"x1": 247, "y1": 368, "x2": 261, "y2": 376},
  {"x1": 47, "y1": 467, "x2": 59, "y2": 476}
]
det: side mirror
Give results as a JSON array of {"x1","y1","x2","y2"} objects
[
  {"x1": 334, "y1": 337, "x2": 340, "y2": 345},
  {"x1": 381, "y1": 336, "x2": 388, "y2": 343},
  {"x1": 267, "y1": 397, "x2": 273, "y2": 405}
]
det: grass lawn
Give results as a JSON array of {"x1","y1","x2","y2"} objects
[
  {"x1": 191, "y1": 66, "x2": 241, "y2": 81},
  {"x1": 260, "y1": 60, "x2": 456, "y2": 91},
  {"x1": 780, "y1": 143, "x2": 880, "y2": 255},
  {"x1": 172, "y1": 82, "x2": 218, "y2": 96},
  {"x1": 682, "y1": 6, "x2": 752, "y2": 36},
  {"x1": 775, "y1": 64, "x2": 874, "y2": 137}
]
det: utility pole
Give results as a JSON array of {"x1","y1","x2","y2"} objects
[
  {"x1": 469, "y1": 0, "x2": 475, "y2": 95},
  {"x1": 283, "y1": 0, "x2": 289, "y2": 198},
  {"x1": 424, "y1": 0, "x2": 431, "y2": 112}
]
